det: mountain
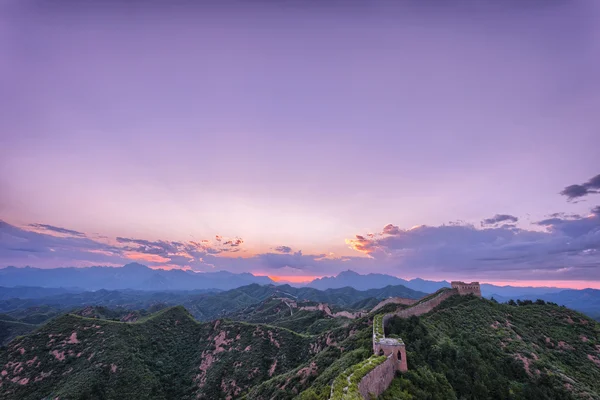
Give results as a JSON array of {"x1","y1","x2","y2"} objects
[
  {"x1": 490, "y1": 288, "x2": 600, "y2": 321},
  {"x1": 379, "y1": 295, "x2": 600, "y2": 399},
  {"x1": 0, "y1": 283, "x2": 425, "y2": 324},
  {"x1": 0, "y1": 263, "x2": 274, "y2": 291},
  {"x1": 249, "y1": 295, "x2": 600, "y2": 400},
  {"x1": 223, "y1": 297, "x2": 349, "y2": 335},
  {"x1": 1, "y1": 291, "x2": 599, "y2": 399},
  {"x1": 0, "y1": 306, "x2": 319, "y2": 399},
  {"x1": 0, "y1": 283, "x2": 425, "y2": 346},
  {"x1": 308, "y1": 270, "x2": 410, "y2": 290},
  {"x1": 307, "y1": 271, "x2": 580, "y2": 302},
  {"x1": 481, "y1": 283, "x2": 565, "y2": 298},
  {"x1": 308, "y1": 270, "x2": 450, "y2": 293},
  {"x1": 0, "y1": 287, "x2": 84, "y2": 300},
  {"x1": 0, "y1": 319, "x2": 36, "y2": 347}
]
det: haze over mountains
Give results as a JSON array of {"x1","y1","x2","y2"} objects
[
  {"x1": 0, "y1": 263, "x2": 574, "y2": 294},
  {"x1": 2, "y1": 264, "x2": 599, "y2": 320},
  {"x1": 0, "y1": 263, "x2": 274, "y2": 291}
]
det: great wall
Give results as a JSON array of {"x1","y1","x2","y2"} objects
[{"x1": 330, "y1": 281, "x2": 482, "y2": 400}]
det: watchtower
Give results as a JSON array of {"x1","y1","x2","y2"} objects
[{"x1": 450, "y1": 281, "x2": 482, "y2": 297}]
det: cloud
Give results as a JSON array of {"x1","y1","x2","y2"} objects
[
  {"x1": 2, "y1": 203, "x2": 600, "y2": 283},
  {"x1": 560, "y1": 173, "x2": 600, "y2": 201},
  {"x1": 28, "y1": 223, "x2": 86, "y2": 237},
  {"x1": 223, "y1": 238, "x2": 243, "y2": 247},
  {"x1": 382, "y1": 224, "x2": 401, "y2": 235},
  {"x1": 274, "y1": 246, "x2": 292, "y2": 253},
  {"x1": 345, "y1": 205, "x2": 600, "y2": 281},
  {"x1": 0, "y1": 221, "x2": 245, "y2": 271},
  {"x1": 481, "y1": 214, "x2": 518, "y2": 226}
]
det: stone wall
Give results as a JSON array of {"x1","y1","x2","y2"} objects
[
  {"x1": 371, "y1": 297, "x2": 418, "y2": 313},
  {"x1": 358, "y1": 356, "x2": 396, "y2": 399},
  {"x1": 391, "y1": 289, "x2": 458, "y2": 319}
]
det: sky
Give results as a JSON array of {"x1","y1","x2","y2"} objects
[{"x1": 1, "y1": 1, "x2": 599, "y2": 287}]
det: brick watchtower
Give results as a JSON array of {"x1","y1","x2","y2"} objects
[{"x1": 450, "y1": 281, "x2": 482, "y2": 297}]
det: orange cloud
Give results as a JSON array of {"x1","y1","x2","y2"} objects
[
  {"x1": 268, "y1": 275, "x2": 322, "y2": 283},
  {"x1": 124, "y1": 251, "x2": 171, "y2": 264},
  {"x1": 345, "y1": 235, "x2": 376, "y2": 254}
]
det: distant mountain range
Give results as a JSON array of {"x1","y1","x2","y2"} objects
[
  {"x1": 307, "y1": 270, "x2": 449, "y2": 293},
  {"x1": 2, "y1": 264, "x2": 598, "y2": 318},
  {"x1": 0, "y1": 282, "x2": 426, "y2": 323},
  {"x1": 306, "y1": 269, "x2": 566, "y2": 298},
  {"x1": 0, "y1": 263, "x2": 274, "y2": 291},
  {"x1": 0, "y1": 264, "x2": 580, "y2": 297}
]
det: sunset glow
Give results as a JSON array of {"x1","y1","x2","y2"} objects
[
  {"x1": 268, "y1": 275, "x2": 323, "y2": 284},
  {"x1": 1, "y1": 0, "x2": 599, "y2": 288}
]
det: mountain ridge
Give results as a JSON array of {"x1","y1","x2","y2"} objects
[{"x1": 0, "y1": 263, "x2": 274, "y2": 291}]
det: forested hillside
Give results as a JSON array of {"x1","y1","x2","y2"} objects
[{"x1": 1, "y1": 292, "x2": 598, "y2": 399}]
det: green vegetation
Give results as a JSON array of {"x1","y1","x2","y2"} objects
[
  {"x1": 223, "y1": 298, "x2": 347, "y2": 335},
  {"x1": 244, "y1": 319, "x2": 374, "y2": 400},
  {"x1": 330, "y1": 355, "x2": 387, "y2": 400},
  {"x1": 373, "y1": 314, "x2": 384, "y2": 341},
  {"x1": 0, "y1": 306, "x2": 314, "y2": 399},
  {"x1": 2, "y1": 288, "x2": 599, "y2": 399},
  {"x1": 0, "y1": 283, "x2": 424, "y2": 324},
  {"x1": 381, "y1": 295, "x2": 600, "y2": 399},
  {"x1": 0, "y1": 319, "x2": 36, "y2": 346}
]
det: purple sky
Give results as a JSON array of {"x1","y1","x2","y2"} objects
[{"x1": 1, "y1": 1, "x2": 599, "y2": 285}]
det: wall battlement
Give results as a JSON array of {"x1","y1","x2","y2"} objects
[{"x1": 451, "y1": 281, "x2": 482, "y2": 297}]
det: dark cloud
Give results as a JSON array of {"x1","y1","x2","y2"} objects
[
  {"x1": 481, "y1": 214, "x2": 518, "y2": 226},
  {"x1": 223, "y1": 238, "x2": 243, "y2": 247},
  {"x1": 535, "y1": 205, "x2": 600, "y2": 237},
  {"x1": 560, "y1": 173, "x2": 600, "y2": 201},
  {"x1": 28, "y1": 223, "x2": 86, "y2": 237},
  {"x1": 274, "y1": 246, "x2": 292, "y2": 253},
  {"x1": 347, "y1": 207, "x2": 600, "y2": 281},
  {"x1": 0, "y1": 220, "x2": 124, "y2": 267}
]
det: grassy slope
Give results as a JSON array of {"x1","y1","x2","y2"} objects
[
  {"x1": 0, "y1": 306, "x2": 315, "y2": 400},
  {"x1": 381, "y1": 295, "x2": 600, "y2": 400}
]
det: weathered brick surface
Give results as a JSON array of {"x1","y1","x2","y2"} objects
[
  {"x1": 391, "y1": 289, "x2": 458, "y2": 319},
  {"x1": 371, "y1": 297, "x2": 417, "y2": 312},
  {"x1": 358, "y1": 357, "x2": 396, "y2": 399}
]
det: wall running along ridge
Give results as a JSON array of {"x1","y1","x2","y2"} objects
[
  {"x1": 370, "y1": 297, "x2": 417, "y2": 313},
  {"x1": 330, "y1": 282, "x2": 481, "y2": 399}
]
